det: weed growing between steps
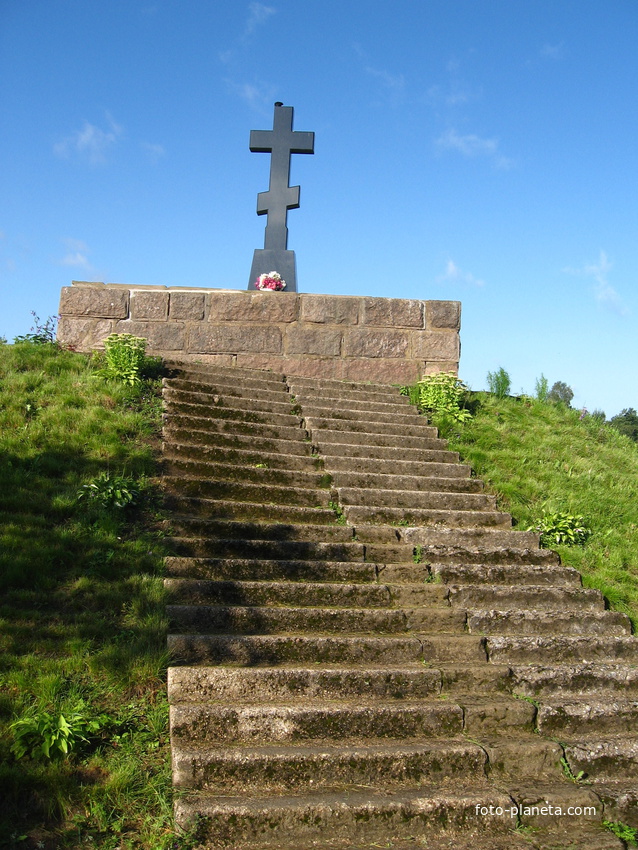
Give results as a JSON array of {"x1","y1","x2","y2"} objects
[
  {"x1": 419, "y1": 390, "x2": 638, "y2": 628},
  {"x1": 0, "y1": 341, "x2": 179, "y2": 848}
]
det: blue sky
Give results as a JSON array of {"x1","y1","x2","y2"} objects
[{"x1": 1, "y1": 0, "x2": 636, "y2": 416}]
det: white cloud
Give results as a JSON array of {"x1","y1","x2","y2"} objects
[
  {"x1": 141, "y1": 142, "x2": 166, "y2": 164},
  {"x1": 563, "y1": 250, "x2": 628, "y2": 315},
  {"x1": 435, "y1": 128, "x2": 514, "y2": 170},
  {"x1": 540, "y1": 41, "x2": 564, "y2": 60},
  {"x1": 437, "y1": 259, "x2": 485, "y2": 288},
  {"x1": 365, "y1": 65, "x2": 406, "y2": 98},
  {"x1": 244, "y1": 2, "x2": 275, "y2": 38},
  {"x1": 225, "y1": 79, "x2": 277, "y2": 112},
  {"x1": 58, "y1": 238, "x2": 98, "y2": 275},
  {"x1": 54, "y1": 113, "x2": 123, "y2": 164}
]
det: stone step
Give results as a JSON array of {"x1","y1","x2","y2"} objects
[
  {"x1": 162, "y1": 426, "x2": 315, "y2": 457},
  {"x1": 173, "y1": 784, "x2": 623, "y2": 849},
  {"x1": 169, "y1": 696, "x2": 537, "y2": 746},
  {"x1": 161, "y1": 476, "x2": 331, "y2": 508},
  {"x1": 162, "y1": 412, "x2": 307, "y2": 442},
  {"x1": 164, "y1": 382, "x2": 295, "y2": 414},
  {"x1": 167, "y1": 663, "x2": 514, "y2": 704},
  {"x1": 537, "y1": 697, "x2": 638, "y2": 735},
  {"x1": 337, "y1": 486, "x2": 496, "y2": 511},
  {"x1": 565, "y1": 737, "x2": 638, "y2": 781},
  {"x1": 307, "y1": 421, "x2": 447, "y2": 445},
  {"x1": 382, "y1": 525, "x2": 545, "y2": 552},
  {"x1": 168, "y1": 633, "x2": 487, "y2": 666},
  {"x1": 164, "y1": 519, "x2": 356, "y2": 542},
  {"x1": 162, "y1": 457, "x2": 331, "y2": 490},
  {"x1": 165, "y1": 363, "x2": 287, "y2": 388},
  {"x1": 326, "y1": 454, "x2": 472, "y2": 478},
  {"x1": 163, "y1": 440, "x2": 322, "y2": 472},
  {"x1": 165, "y1": 557, "x2": 378, "y2": 583},
  {"x1": 294, "y1": 395, "x2": 420, "y2": 415},
  {"x1": 288, "y1": 376, "x2": 404, "y2": 399},
  {"x1": 164, "y1": 398, "x2": 301, "y2": 428},
  {"x1": 332, "y1": 470, "x2": 482, "y2": 492},
  {"x1": 431, "y1": 562, "x2": 580, "y2": 586},
  {"x1": 166, "y1": 538, "x2": 366, "y2": 562},
  {"x1": 164, "y1": 497, "x2": 339, "y2": 524},
  {"x1": 302, "y1": 406, "x2": 437, "y2": 430},
  {"x1": 512, "y1": 663, "x2": 638, "y2": 696},
  {"x1": 167, "y1": 604, "x2": 467, "y2": 635},
  {"x1": 449, "y1": 585, "x2": 603, "y2": 610},
  {"x1": 164, "y1": 578, "x2": 450, "y2": 609},
  {"x1": 313, "y1": 440, "x2": 460, "y2": 463},
  {"x1": 344, "y1": 505, "x2": 512, "y2": 529},
  {"x1": 468, "y1": 609, "x2": 631, "y2": 637},
  {"x1": 486, "y1": 635, "x2": 638, "y2": 664},
  {"x1": 165, "y1": 376, "x2": 292, "y2": 405}
]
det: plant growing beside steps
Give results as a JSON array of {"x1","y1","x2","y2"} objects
[{"x1": 161, "y1": 362, "x2": 638, "y2": 849}]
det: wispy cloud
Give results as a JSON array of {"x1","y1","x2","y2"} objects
[
  {"x1": 54, "y1": 113, "x2": 123, "y2": 165},
  {"x1": 225, "y1": 79, "x2": 277, "y2": 113},
  {"x1": 354, "y1": 43, "x2": 406, "y2": 106},
  {"x1": 437, "y1": 259, "x2": 485, "y2": 288},
  {"x1": 435, "y1": 128, "x2": 514, "y2": 170},
  {"x1": 244, "y1": 2, "x2": 275, "y2": 39},
  {"x1": 563, "y1": 250, "x2": 628, "y2": 315},
  {"x1": 540, "y1": 41, "x2": 564, "y2": 60},
  {"x1": 141, "y1": 142, "x2": 166, "y2": 164}
]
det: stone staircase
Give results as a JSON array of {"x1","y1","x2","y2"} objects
[{"x1": 161, "y1": 363, "x2": 638, "y2": 849}]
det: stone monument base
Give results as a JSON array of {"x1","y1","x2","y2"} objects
[{"x1": 57, "y1": 282, "x2": 460, "y2": 384}]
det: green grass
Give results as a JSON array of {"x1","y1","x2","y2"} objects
[
  {"x1": 0, "y1": 341, "x2": 184, "y2": 849},
  {"x1": 431, "y1": 391, "x2": 638, "y2": 628}
]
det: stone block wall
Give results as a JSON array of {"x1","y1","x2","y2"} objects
[{"x1": 58, "y1": 282, "x2": 461, "y2": 384}]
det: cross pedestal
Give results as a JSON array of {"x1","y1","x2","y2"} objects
[{"x1": 248, "y1": 103, "x2": 314, "y2": 292}]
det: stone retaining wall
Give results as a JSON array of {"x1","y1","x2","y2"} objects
[{"x1": 57, "y1": 281, "x2": 461, "y2": 383}]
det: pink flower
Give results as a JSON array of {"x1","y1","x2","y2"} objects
[{"x1": 255, "y1": 271, "x2": 286, "y2": 291}]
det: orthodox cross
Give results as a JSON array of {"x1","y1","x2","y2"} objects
[{"x1": 247, "y1": 103, "x2": 314, "y2": 291}]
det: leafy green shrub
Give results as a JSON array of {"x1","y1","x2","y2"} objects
[
  {"x1": 534, "y1": 374, "x2": 549, "y2": 402},
  {"x1": 610, "y1": 407, "x2": 638, "y2": 441},
  {"x1": 10, "y1": 704, "x2": 105, "y2": 760},
  {"x1": 99, "y1": 333, "x2": 148, "y2": 385},
  {"x1": 528, "y1": 511, "x2": 591, "y2": 547},
  {"x1": 77, "y1": 471, "x2": 141, "y2": 510},
  {"x1": 402, "y1": 372, "x2": 471, "y2": 423},
  {"x1": 486, "y1": 367, "x2": 511, "y2": 398}
]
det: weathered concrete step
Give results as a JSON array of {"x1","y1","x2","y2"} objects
[
  {"x1": 326, "y1": 454, "x2": 472, "y2": 478},
  {"x1": 450, "y1": 585, "x2": 603, "y2": 610},
  {"x1": 172, "y1": 739, "x2": 489, "y2": 792},
  {"x1": 164, "y1": 382, "x2": 294, "y2": 413},
  {"x1": 165, "y1": 377, "x2": 292, "y2": 405},
  {"x1": 162, "y1": 412, "x2": 306, "y2": 441},
  {"x1": 164, "y1": 578, "x2": 450, "y2": 608},
  {"x1": 170, "y1": 696, "x2": 536, "y2": 745},
  {"x1": 537, "y1": 696, "x2": 638, "y2": 735},
  {"x1": 165, "y1": 519, "x2": 355, "y2": 543},
  {"x1": 163, "y1": 440, "x2": 321, "y2": 472},
  {"x1": 163, "y1": 457, "x2": 331, "y2": 490},
  {"x1": 487, "y1": 635, "x2": 638, "y2": 664},
  {"x1": 163, "y1": 397, "x2": 301, "y2": 428},
  {"x1": 314, "y1": 440, "x2": 459, "y2": 463},
  {"x1": 431, "y1": 562, "x2": 581, "y2": 587},
  {"x1": 311, "y1": 427, "x2": 447, "y2": 450},
  {"x1": 174, "y1": 786, "x2": 523, "y2": 849},
  {"x1": 288, "y1": 376, "x2": 404, "y2": 399},
  {"x1": 512, "y1": 663, "x2": 638, "y2": 696},
  {"x1": 565, "y1": 736, "x2": 638, "y2": 780},
  {"x1": 337, "y1": 487, "x2": 496, "y2": 511},
  {"x1": 167, "y1": 663, "x2": 515, "y2": 704},
  {"x1": 301, "y1": 406, "x2": 436, "y2": 431},
  {"x1": 164, "y1": 496, "x2": 338, "y2": 524},
  {"x1": 468, "y1": 609, "x2": 631, "y2": 636},
  {"x1": 167, "y1": 603, "x2": 467, "y2": 635},
  {"x1": 166, "y1": 538, "x2": 365, "y2": 562},
  {"x1": 162, "y1": 426, "x2": 314, "y2": 457},
  {"x1": 165, "y1": 363, "x2": 286, "y2": 389},
  {"x1": 162, "y1": 476, "x2": 331, "y2": 508},
  {"x1": 593, "y1": 782, "x2": 638, "y2": 830},
  {"x1": 165, "y1": 557, "x2": 378, "y2": 583},
  {"x1": 295, "y1": 395, "x2": 420, "y2": 415},
  {"x1": 345, "y1": 505, "x2": 512, "y2": 529},
  {"x1": 332, "y1": 470, "x2": 483, "y2": 493},
  {"x1": 168, "y1": 633, "x2": 487, "y2": 666}
]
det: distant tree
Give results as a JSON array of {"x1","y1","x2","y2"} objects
[
  {"x1": 534, "y1": 374, "x2": 549, "y2": 402},
  {"x1": 590, "y1": 409, "x2": 606, "y2": 423},
  {"x1": 548, "y1": 381, "x2": 574, "y2": 406},
  {"x1": 609, "y1": 408, "x2": 638, "y2": 442}
]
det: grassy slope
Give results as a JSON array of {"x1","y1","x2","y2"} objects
[
  {"x1": 436, "y1": 392, "x2": 638, "y2": 628},
  {"x1": 0, "y1": 343, "x2": 179, "y2": 850}
]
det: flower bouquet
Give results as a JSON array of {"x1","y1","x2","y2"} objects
[{"x1": 255, "y1": 271, "x2": 286, "y2": 291}]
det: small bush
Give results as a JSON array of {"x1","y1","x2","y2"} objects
[
  {"x1": 77, "y1": 471, "x2": 141, "y2": 510},
  {"x1": 486, "y1": 367, "x2": 511, "y2": 399},
  {"x1": 402, "y1": 372, "x2": 471, "y2": 423},
  {"x1": 534, "y1": 374, "x2": 549, "y2": 402},
  {"x1": 528, "y1": 511, "x2": 591, "y2": 547},
  {"x1": 99, "y1": 333, "x2": 148, "y2": 385},
  {"x1": 10, "y1": 704, "x2": 105, "y2": 761}
]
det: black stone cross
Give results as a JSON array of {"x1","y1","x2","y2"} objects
[{"x1": 248, "y1": 103, "x2": 314, "y2": 291}]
